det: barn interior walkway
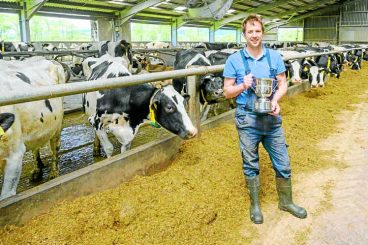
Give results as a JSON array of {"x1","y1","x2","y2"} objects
[{"x1": 254, "y1": 97, "x2": 368, "y2": 245}]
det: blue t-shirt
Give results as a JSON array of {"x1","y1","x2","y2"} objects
[{"x1": 223, "y1": 45, "x2": 286, "y2": 105}]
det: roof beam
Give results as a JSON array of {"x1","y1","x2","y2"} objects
[
  {"x1": 26, "y1": 0, "x2": 48, "y2": 20},
  {"x1": 214, "y1": 0, "x2": 292, "y2": 29},
  {"x1": 120, "y1": 0, "x2": 165, "y2": 25},
  {"x1": 269, "y1": 0, "x2": 337, "y2": 19},
  {"x1": 266, "y1": 4, "x2": 340, "y2": 31}
]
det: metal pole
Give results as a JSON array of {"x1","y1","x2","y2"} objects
[
  {"x1": 0, "y1": 48, "x2": 360, "y2": 107},
  {"x1": 187, "y1": 73, "x2": 201, "y2": 135},
  {"x1": 0, "y1": 65, "x2": 224, "y2": 107}
]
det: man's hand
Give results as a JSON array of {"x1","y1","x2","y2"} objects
[
  {"x1": 242, "y1": 73, "x2": 254, "y2": 90},
  {"x1": 269, "y1": 100, "x2": 281, "y2": 116}
]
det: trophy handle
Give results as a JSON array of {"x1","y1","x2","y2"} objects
[
  {"x1": 249, "y1": 76, "x2": 257, "y2": 92},
  {"x1": 271, "y1": 79, "x2": 278, "y2": 93}
]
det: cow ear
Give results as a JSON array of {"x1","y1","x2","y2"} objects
[
  {"x1": 151, "y1": 90, "x2": 162, "y2": 110},
  {"x1": 183, "y1": 94, "x2": 190, "y2": 103},
  {"x1": 0, "y1": 113, "x2": 15, "y2": 136}
]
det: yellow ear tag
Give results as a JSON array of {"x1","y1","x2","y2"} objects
[
  {"x1": 0, "y1": 126, "x2": 5, "y2": 137},
  {"x1": 303, "y1": 67, "x2": 308, "y2": 71},
  {"x1": 149, "y1": 107, "x2": 160, "y2": 128}
]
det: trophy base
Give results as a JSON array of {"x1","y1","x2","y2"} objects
[{"x1": 254, "y1": 100, "x2": 273, "y2": 114}]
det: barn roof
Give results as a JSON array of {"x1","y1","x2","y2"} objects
[{"x1": 0, "y1": 0, "x2": 345, "y2": 29}]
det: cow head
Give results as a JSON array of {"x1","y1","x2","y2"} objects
[
  {"x1": 0, "y1": 113, "x2": 15, "y2": 140},
  {"x1": 115, "y1": 40, "x2": 133, "y2": 64},
  {"x1": 200, "y1": 74, "x2": 225, "y2": 104},
  {"x1": 287, "y1": 60, "x2": 302, "y2": 84},
  {"x1": 329, "y1": 54, "x2": 341, "y2": 78},
  {"x1": 150, "y1": 85, "x2": 197, "y2": 139},
  {"x1": 309, "y1": 66, "x2": 324, "y2": 88}
]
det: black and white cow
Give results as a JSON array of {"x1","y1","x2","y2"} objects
[
  {"x1": 173, "y1": 49, "x2": 225, "y2": 121},
  {"x1": 98, "y1": 40, "x2": 142, "y2": 74},
  {"x1": 68, "y1": 43, "x2": 94, "y2": 78},
  {"x1": 82, "y1": 54, "x2": 197, "y2": 157},
  {"x1": 278, "y1": 50, "x2": 304, "y2": 84},
  {"x1": 0, "y1": 56, "x2": 66, "y2": 200},
  {"x1": 42, "y1": 43, "x2": 58, "y2": 51},
  {"x1": 145, "y1": 41, "x2": 170, "y2": 49},
  {"x1": 0, "y1": 41, "x2": 35, "y2": 52},
  {"x1": 173, "y1": 49, "x2": 224, "y2": 102},
  {"x1": 195, "y1": 42, "x2": 240, "y2": 50}
]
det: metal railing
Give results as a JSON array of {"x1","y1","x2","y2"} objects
[
  {"x1": 0, "y1": 47, "x2": 362, "y2": 108},
  {"x1": 2, "y1": 49, "x2": 98, "y2": 58},
  {"x1": 0, "y1": 65, "x2": 223, "y2": 106}
]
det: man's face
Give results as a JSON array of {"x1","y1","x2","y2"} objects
[{"x1": 244, "y1": 21, "x2": 263, "y2": 49}]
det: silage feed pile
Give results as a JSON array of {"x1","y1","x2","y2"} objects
[{"x1": 1, "y1": 63, "x2": 368, "y2": 244}]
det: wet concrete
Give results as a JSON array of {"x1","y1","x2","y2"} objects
[{"x1": 0, "y1": 109, "x2": 171, "y2": 194}]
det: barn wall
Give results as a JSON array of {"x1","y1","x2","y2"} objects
[
  {"x1": 96, "y1": 18, "x2": 113, "y2": 41},
  {"x1": 304, "y1": 15, "x2": 339, "y2": 44},
  {"x1": 339, "y1": 0, "x2": 368, "y2": 44}
]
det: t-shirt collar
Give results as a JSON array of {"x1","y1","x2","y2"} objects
[{"x1": 242, "y1": 44, "x2": 267, "y2": 60}]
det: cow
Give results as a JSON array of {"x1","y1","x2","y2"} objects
[
  {"x1": 173, "y1": 49, "x2": 225, "y2": 121},
  {"x1": 0, "y1": 41, "x2": 35, "y2": 52},
  {"x1": 299, "y1": 58, "x2": 325, "y2": 88},
  {"x1": 57, "y1": 43, "x2": 68, "y2": 50},
  {"x1": 315, "y1": 53, "x2": 341, "y2": 78},
  {"x1": 42, "y1": 43, "x2": 58, "y2": 51},
  {"x1": 278, "y1": 50, "x2": 304, "y2": 84},
  {"x1": 98, "y1": 40, "x2": 142, "y2": 74},
  {"x1": 69, "y1": 43, "x2": 95, "y2": 78},
  {"x1": 13, "y1": 42, "x2": 36, "y2": 52},
  {"x1": 145, "y1": 41, "x2": 170, "y2": 49},
  {"x1": 195, "y1": 42, "x2": 240, "y2": 50},
  {"x1": 0, "y1": 56, "x2": 66, "y2": 200},
  {"x1": 0, "y1": 41, "x2": 17, "y2": 52},
  {"x1": 82, "y1": 54, "x2": 197, "y2": 157}
]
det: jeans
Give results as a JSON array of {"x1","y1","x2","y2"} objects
[{"x1": 235, "y1": 106, "x2": 291, "y2": 178}]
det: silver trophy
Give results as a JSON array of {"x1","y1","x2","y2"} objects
[{"x1": 253, "y1": 78, "x2": 275, "y2": 114}]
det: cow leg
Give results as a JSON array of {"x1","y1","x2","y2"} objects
[
  {"x1": 48, "y1": 135, "x2": 60, "y2": 179},
  {"x1": 0, "y1": 143, "x2": 26, "y2": 200},
  {"x1": 121, "y1": 142, "x2": 132, "y2": 154},
  {"x1": 30, "y1": 149, "x2": 44, "y2": 182},
  {"x1": 93, "y1": 134, "x2": 101, "y2": 156},
  {"x1": 96, "y1": 129, "x2": 114, "y2": 157}
]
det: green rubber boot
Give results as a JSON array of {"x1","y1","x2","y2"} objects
[
  {"x1": 276, "y1": 177, "x2": 307, "y2": 219},
  {"x1": 245, "y1": 176, "x2": 264, "y2": 224}
]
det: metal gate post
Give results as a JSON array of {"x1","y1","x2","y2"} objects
[{"x1": 186, "y1": 71, "x2": 201, "y2": 135}]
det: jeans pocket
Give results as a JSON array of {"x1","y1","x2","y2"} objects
[{"x1": 235, "y1": 113, "x2": 250, "y2": 129}]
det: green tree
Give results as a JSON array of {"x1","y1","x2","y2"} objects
[
  {"x1": 0, "y1": 13, "x2": 21, "y2": 41},
  {"x1": 30, "y1": 16, "x2": 91, "y2": 41},
  {"x1": 131, "y1": 23, "x2": 171, "y2": 42}
]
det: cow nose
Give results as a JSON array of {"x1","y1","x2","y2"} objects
[
  {"x1": 188, "y1": 127, "x2": 198, "y2": 138},
  {"x1": 214, "y1": 89, "x2": 224, "y2": 96}
]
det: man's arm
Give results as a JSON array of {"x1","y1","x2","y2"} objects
[
  {"x1": 223, "y1": 74, "x2": 254, "y2": 99},
  {"x1": 270, "y1": 72, "x2": 287, "y2": 115}
]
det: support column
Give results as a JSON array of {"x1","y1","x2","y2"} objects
[
  {"x1": 19, "y1": 9, "x2": 30, "y2": 42},
  {"x1": 171, "y1": 19, "x2": 178, "y2": 47},
  {"x1": 96, "y1": 18, "x2": 113, "y2": 41},
  {"x1": 236, "y1": 28, "x2": 242, "y2": 44},
  {"x1": 120, "y1": 21, "x2": 131, "y2": 42},
  {"x1": 209, "y1": 26, "x2": 215, "y2": 42}
]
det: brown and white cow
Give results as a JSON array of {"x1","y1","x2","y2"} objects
[
  {"x1": 82, "y1": 54, "x2": 197, "y2": 157},
  {"x1": 0, "y1": 56, "x2": 66, "y2": 200}
]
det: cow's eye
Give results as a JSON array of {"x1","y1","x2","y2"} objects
[{"x1": 165, "y1": 104, "x2": 175, "y2": 113}]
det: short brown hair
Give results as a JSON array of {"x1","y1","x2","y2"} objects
[{"x1": 242, "y1": 14, "x2": 265, "y2": 34}]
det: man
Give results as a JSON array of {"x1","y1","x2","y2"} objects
[{"x1": 223, "y1": 14, "x2": 307, "y2": 224}]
